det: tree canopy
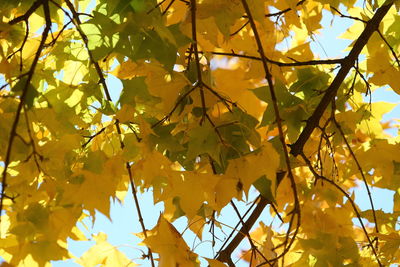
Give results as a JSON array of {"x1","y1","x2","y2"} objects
[{"x1": 1, "y1": 0, "x2": 400, "y2": 266}]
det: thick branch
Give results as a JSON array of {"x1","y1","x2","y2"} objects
[
  {"x1": 217, "y1": 196, "x2": 270, "y2": 266},
  {"x1": 8, "y1": 0, "x2": 43, "y2": 25},
  {"x1": 289, "y1": 2, "x2": 393, "y2": 156},
  {"x1": 216, "y1": 172, "x2": 286, "y2": 265}
]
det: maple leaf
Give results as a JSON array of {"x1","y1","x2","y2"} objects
[
  {"x1": 1, "y1": 0, "x2": 400, "y2": 266},
  {"x1": 140, "y1": 216, "x2": 199, "y2": 267}
]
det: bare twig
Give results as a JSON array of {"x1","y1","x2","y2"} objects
[
  {"x1": 207, "y1": 51, "x2": 344, "y2": 67},
  {"x1": 331, "y1": 6, "x2": 400, "y2": 68},
  {"x1": 332, "y1": 107, "x2": 379, "y2": 242},
  {"x1": 240, "y1": 0, "x2": 301, "y2": 263},
  {"x1": 61, "y1": 1, "x2": 155, "y2": 265},
  {"x1": 230, "y1": 201, "x2": 273, "y2": 267},
  {"x1": 82, "y1": 127, "x2": 106, "y2": 148},
  {"x1": 232, "y1": 0, "x2": 306, "y2": 36},
  {"x1": 300, "y1": 152, "x2": 382, "y2": 266},
  {"x1": 1, "y1": 0, "x2": 51, "y2": 227}
]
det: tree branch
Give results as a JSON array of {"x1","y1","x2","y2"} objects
[
  {"x1": 60, "y1": 1, "x2": 155, "y2": 265},
  {"x1": 8, "y1": 0, "x2": 43, "y2": 25},
  {"x1": 1, "y1": 0, "x2": 50, "y2": 227},
  {"x1": 240, "y1": 0, "x2": 301, "y2": 264},
  {"x1": 217, "y1": 196, "x2": 270, "y2": 266},
  {"x1": 289, "y1": 1, "x2": 393, "y2": 156},
  {"x1": 207, "y1": 51, "x2": 344, "y2": 67}
]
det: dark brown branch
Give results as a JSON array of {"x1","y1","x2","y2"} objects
[
  {"x1": 202, "y1": 83, "x2": 235, "y2": 112},
  {"x1": 47, "y1": 20, "x2": 73, "y2": 47},
  {"x1": 162, "y1": 0, "x2": 176, "y2": 16},
  {"x1": 60, "y1": 0, "x2": 112, "y2": 101},
  {"x1": 216, "y1": 171, "x2": 286, "y2": 265},
  {"x1": 265, "y1": 0, "x2": 306, "y2": 18},
  {"x1": 230, "y1": 201, "x2": 273, "y2": 267},
  {"x1": 147, "y1": 0, "x2": 168, "y2": 14},
  {"x1": 0, "y1": 73, "x2": 29, "y2": 91},
  {"x1": 331, "y1": 6, "x2": 400, "y2": 68},
  {"x1": 290, "y1": 2, "x2": 393, "y2": 156},
  {"x1": 190, "y1": 0, "x2": 203, "y2": 84},
  {"x1": 217, "y1": 196, "x2": 270, "y2": 266},
  {"x1": 7, "y1": 20, "x2": 29, "y2": 72},
  {"x1": 8, "y1": 0, "x2": 43, "y2": 25},
  {"x1": 232, "y1": 0, "x2": 306, "y2": 36},
  {"x1": 330, "y1": 6, "x2": 367, "y2": 23},
  {"x1": 82, "y1": 127, "x2": 106, "y2": 148},
  {"x1": 0, "y1": 0, "x2": 50, "y2": 228},
  {"x1": 376, "y1": 29, "x2": 400, "y2": 68},
  {"x1": 207, "y1": 51, "x2": 344, "y2": 67},
  {"x1": 215, "y1": 195, "x2": 259, "y2": 258},
  {"x1": 23, "y1": 108, "x2": 45, "y2": 174},
  {"x1": 152, "y1": 84, "x2": 199, "y2": 128},
  {"x1": 240, "y1": 0, "x2": 301, "y2": 263}
]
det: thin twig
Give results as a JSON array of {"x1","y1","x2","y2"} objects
[
  {"x1": 232, "y1": 0, "x2": 306, "y2": 36},
  {"x1": 331, "y1": 6, "x2": 400, "y2": 68},
  {"x1": 217, "y1": 196, "x2": 270, "y2": 266},
  {"x1": 300, "y1": 152, "x2": 382, "y2": 266},
  {"x1": 332, "y1": 108, "x2": 379, "y2": 241},
  {"x1": 240, "y1": 0, "x2": 301, "y2": 263},
  {"x1": 230, "y1": 201, "x2": 274, "y2": 267},
  {"x1": 61, "y1": 1, "x2": 155, "y2": 265},
  {"x1": 82, "y1": 127, "x2": 106, "y2": 148},
  {"x1": 207, "y1": 51, "x2": 344, "y2": 67},
  {"x1": 1, "y1": 0, "x2": 51, "y2": 228}
]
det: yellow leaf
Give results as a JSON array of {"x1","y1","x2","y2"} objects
[
  {"x1": 205, "y1": 258, "x2": 228, "y2": 267},
  {"x1": 367, "y1": 49, "x2": 400, "y2": 94},
  {"x1": 141, "y1": 216, "x2": 199, "y2": 267},
  {"x1": 214, "y1": 177, "x2": 240, "y2": 210},
  {"x1": 77, "y1": 232, "x2": 137, "y2": 267},
  {"x1": 166, "y1": 172, "x2": 221, "y2": 218},
  {"x1": 213, "y1": 68, "x2": 264, "y2": 118},
  {"x1": 225, "y1": 141, "x2": 280, "y2": 196},
  {"x1": 115, "y1": 104, "x2": 135, "y2": 123},
  {"x1": 188, "y1": 215, "x2": 206, "y2": 240}
]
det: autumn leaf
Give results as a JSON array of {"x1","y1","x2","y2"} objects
[
  {"x1": 140, "y1": 216, "x2": 199, "y2": 267},
  {"x1": 1, "y1": 0, "x2": 400, "y2": 266}
]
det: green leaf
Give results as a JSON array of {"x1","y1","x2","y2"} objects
[
  {"x1": 250, "y1": 86, "x2": 269, "y2": 102},
  {"x1": 253, "y1": 175, "x2": 275, "y2": 203},
  {"x1": 12, "y1": 78, "x2": 38, "y2": 109},
  {"x1": 119, "y1": 76, "x2": 153, "y2": 107},
  {"x1": 84, "y1": 151, "x2": 107, "y2": 174},
  {"x1": 135, "y1": 30, "x2": 177, "y2": 71},
  {"x1": 290, "y1": 68, "x2": 330, "y2": 98},
  {"x1": 186, "y1": 122, "x2": 221, "y2": 164},
  {"x1": 25, "y1": 203, "x2": 49, "y2": 229},
  {"x1": 100, "y1": 99, "x2": 116, "y2": 115}
]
